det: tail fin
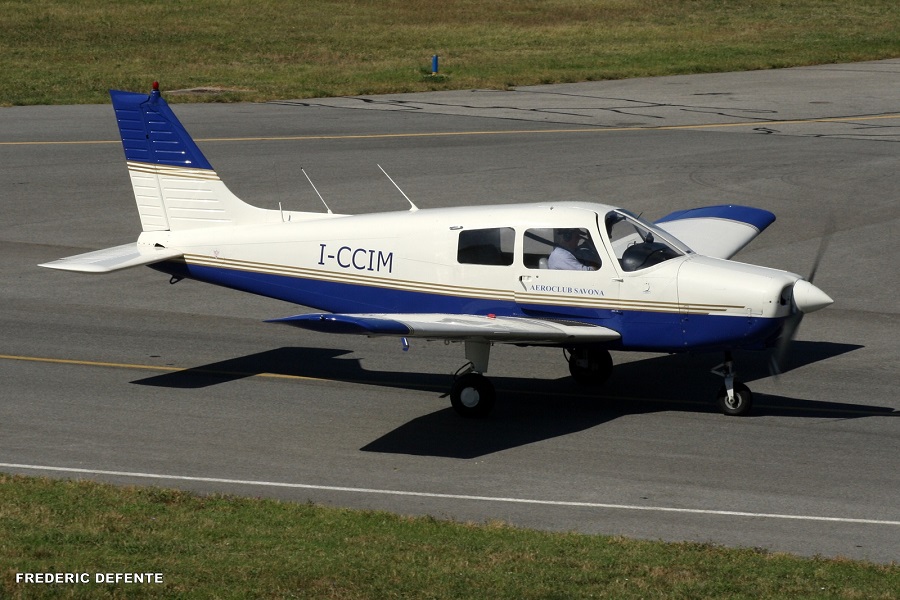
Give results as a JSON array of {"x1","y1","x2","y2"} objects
[{"x1": 111, "y1": 82, "x2": 271, "y2": 231}]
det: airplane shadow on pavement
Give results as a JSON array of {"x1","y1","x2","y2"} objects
[{"x1": 131, "y1": 341, "x2": 893, "y2": 459}]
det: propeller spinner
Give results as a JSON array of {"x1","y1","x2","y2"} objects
[{"x1": 771, "y1": 228, "x2": 834, "y2": 375}]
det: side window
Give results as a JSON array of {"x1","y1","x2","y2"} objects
[
  {"x1": 525, "y1": 228, "x2": 601, "y2": 270},
  {"x1": 457, "y1": 227, "x2": 515, "y2": 266}
]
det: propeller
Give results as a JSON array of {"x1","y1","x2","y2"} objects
[{"x1": 770, "y1": 225, "x2": 834, "y2": 376}]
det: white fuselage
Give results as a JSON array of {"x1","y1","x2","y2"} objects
[{"x1": 138, "y1": 201, "x2": 801, "y2": 352}]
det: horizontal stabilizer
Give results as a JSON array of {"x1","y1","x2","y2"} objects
[
  {"x1": 655, "y1": 205, "x2": 776, "y2": 259},
  {"x1": 39, "y1": 243, "x2": 183, "y2": 274},
  {"x1": 268, "y1": 313, "x2": 620, "y2": 344}
]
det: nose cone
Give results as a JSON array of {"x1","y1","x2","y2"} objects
[{"x1": 792, "y1": 280, "x2": 833, "y2": 313}]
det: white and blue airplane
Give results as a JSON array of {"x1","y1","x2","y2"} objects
[{"x1": 41, "y1": 83, "x2": 833, "y2": 418}]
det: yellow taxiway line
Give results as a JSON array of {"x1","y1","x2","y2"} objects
[
  {"x1": 0, "y1": 353, "x2": 327, "y2": 383},
  {"x1": 2, "y1": 113, "x2": 898, "y2": 146}
]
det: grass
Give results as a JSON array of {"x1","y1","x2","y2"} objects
[
  {"x1": 0, "y1": 0, "x2": 898, "y2": 105},
  {"x1": 1, "y1": 474, "x2": 897, "y2": 599}
]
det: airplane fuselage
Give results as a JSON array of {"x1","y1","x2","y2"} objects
[{"x1": 143, "y1": 201, "x2": 798, "y2": 353}]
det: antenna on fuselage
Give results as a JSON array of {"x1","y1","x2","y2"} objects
[
  {"x1": 301, "y1": 167, "x2": 332, "y2": 214},
  {"x1": 377, "y1": 164, "x2": 418, "y2": 212}
]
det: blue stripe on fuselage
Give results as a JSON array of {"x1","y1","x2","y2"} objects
[{"x1": 150, "y1": 261, "x2": 782, "y2": 352}]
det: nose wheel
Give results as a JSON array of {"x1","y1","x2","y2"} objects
[
  {"x1": 712, "y1": 352, "x2": 754, "y2": 416},
  {"x1": 716, "y1": 381, "x2": 753, "y2": 415}
]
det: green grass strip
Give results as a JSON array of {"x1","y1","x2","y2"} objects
[
  {"x1": 1, "y1": 0, "x2": 898, "y2": 105},
  {"x1": 1, "y1": 474, "x2": 897, "y2": 598}
]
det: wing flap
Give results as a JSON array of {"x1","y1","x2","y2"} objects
[
  {"x1": 268, "y1": 313, "x2": 620, "y2": 344},
  {"x1": 655, "y1": 205, "x2": 775, "y2": 259},
  {"x1": 39, "y1": 243, "x2": 183, "y2": 274}
]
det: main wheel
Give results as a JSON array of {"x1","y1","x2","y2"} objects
[
  {"x1": 450, "y1": 373, "x2": 496, "y2": 418},
  {"x1": 567, "y1": 346, "x2": 613, "y2": 386},
  {"x1": 716, "y1": 381, "x2": 753, "y2": 416}
]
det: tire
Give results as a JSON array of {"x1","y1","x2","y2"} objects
[
  {"x1": 717, "y1": 381, "x2": 753, "y2": 416},
  {"x1": 450, "y1": 373, "x2": 496, "y2": 418},
  {"x1": 567, "y1": 346, "x2": 613, "y2": 386}
]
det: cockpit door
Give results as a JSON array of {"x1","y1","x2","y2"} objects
[
  {"x1": 603, "y1": 209, "x2": 688, "y2": 350},
  {"x1": 515, "y1": 215, "x2": 620, "y2": 321}
]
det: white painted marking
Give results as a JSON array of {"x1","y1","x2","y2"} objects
[{"x1": 2, "y1": 463, "x2": 898, "y2": 527}]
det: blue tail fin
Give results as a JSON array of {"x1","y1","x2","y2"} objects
[
  {"x1": 111, "y1": 84, "x2": 214, "y2": 170},
  {"x1": 110, "y1": 82, "x2": 269, "y2": 232}
]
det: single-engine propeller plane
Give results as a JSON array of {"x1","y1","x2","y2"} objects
[{"x1": 41, "y1": 83, "x2": 834, "y2": 417}]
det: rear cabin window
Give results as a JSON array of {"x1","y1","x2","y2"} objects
[{"x1": 457, "y1": 227, "x2": 515, "y2": 266}]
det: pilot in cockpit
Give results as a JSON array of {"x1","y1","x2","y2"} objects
[{"x1": 548, "y1": 228, "x2": 599, "y2": 271}]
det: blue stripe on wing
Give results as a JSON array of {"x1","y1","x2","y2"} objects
[{"x1": 656, "y1": 205, "x2": 775, "y2": 232}]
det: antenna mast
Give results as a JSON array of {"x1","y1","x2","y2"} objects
[
  {"x1": 377, "y1": 164, "x2": 418, "y2": 211},
  {"x1": 301, "y1": 167, "x2": 332, "y2": 214}
]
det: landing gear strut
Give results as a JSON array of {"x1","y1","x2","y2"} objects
[
  {"x1": 449, "y1": 341, "x2": 496, "y2": 418},
  {"x1": 711, "y1": 351, "x2": 753, "y2": 416}
]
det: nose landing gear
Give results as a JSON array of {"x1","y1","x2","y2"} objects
[{"x1": 712, "y1": 352, "x2": 753, "y2": 416}]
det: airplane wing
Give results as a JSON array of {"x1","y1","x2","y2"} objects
[
  {"x1": 39, "y1": 243, "x2": 183, "y2": 274},
  {"x1": 654, "y1": 205, "x2": 776, "y2": 259},
  {"x1": 268, "y1": 313, "x2": 620, "y2": 344}
]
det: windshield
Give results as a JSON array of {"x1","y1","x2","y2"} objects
[{"x1": 605, "y1": 210, "x2": 690, "y2": 272}]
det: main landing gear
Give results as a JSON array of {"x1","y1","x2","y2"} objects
[
  {"x1": 448, "y1": 342, "x2": 617, "y2": 418},
  {"x1": 449, "y1": 341, "x2": 496, "y2": 418},
  {"x1": 711, "y1": 351, "x2": 753, "y2": 416},
  {"x1": 565, "y1": 345, "x2": 614, "y2": 386}
]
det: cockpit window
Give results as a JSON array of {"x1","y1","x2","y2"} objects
[
  {"x1": 524, "y1": 228, "x2": 601, "y2": 270},
  {"x1": 605, "y1": 210, "x2": 689, "y2": 272}
]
